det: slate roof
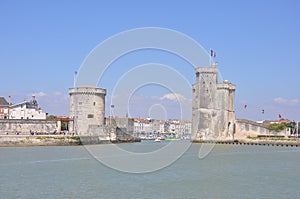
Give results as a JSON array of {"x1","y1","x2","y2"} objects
[{"x1": 0, "y1": 97, "x2": 9, "y2": 106}]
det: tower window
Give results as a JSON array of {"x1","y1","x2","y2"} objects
[
  {"x1": 93, "y1": 102, "x2": 96, "y2": 106},
  {"x1": 87, "y1": 114, "x2": 94, "y2": 118}
]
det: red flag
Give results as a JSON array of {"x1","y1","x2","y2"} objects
[
  {"x1": 279, "y1": 114, "x2": 282, "y2": 119},
  {"x1": 244, "y1": 105, "x2": 247, "y2": 109}
]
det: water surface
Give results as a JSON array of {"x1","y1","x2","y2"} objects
[{"x1": 1, "y1": 141, "x2": 299, "y2": 198}]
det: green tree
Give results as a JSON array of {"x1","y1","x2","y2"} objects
[
  {"x1": 47, "y1": 115, "x2": 57, "y2": 120},
  {"x1": 267, "y1": 123, "x2": 286, "y2": 132},
  {"x1": 61, "y1": 121, "x2": 68, "y2": 131}
]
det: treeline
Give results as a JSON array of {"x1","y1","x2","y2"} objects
[
  {"x1": 267, "y1": 122, "x2": 299, "y2": 133},
  {"x1": 46, "y1": 115, "x2": 68, "y2": 131}
]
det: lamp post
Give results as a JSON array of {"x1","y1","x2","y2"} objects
[
  {"x1": 297, "y1": 121, "x2": 299, "y2": 142},
  {"x1": 110, "y1": 104, "x2": 114, "y2": 126},
  {"x1": 8, "y1": 96, "x2": 11, "y2": 119}
]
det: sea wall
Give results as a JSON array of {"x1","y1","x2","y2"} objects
[
  {"x1": 0, "y1": 134, "x2": 140, "y2": 147},
  {"x1": 87, "y1": 125, "x2": 139, "y2": 142},
  {"x1": 234, "y1": 119, "x2": 289, "y2": 139},
  {"x1": 0, "y1": 122, "x2": 140, "y2": 146},
  {"x1": 0, "y1": 135, "x2": 81, "y2": 146},
  {"x1": 0, "y1": 119, "x2": 60, "y2": 135}
]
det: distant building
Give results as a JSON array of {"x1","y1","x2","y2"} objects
[
  {"x1": 0, "y1": 95, "x2": 59, "y2": 134},
  {"x1": 10, "y1": 95, "x2": 47, "y2": 120},
  {"x1": 0, "y1": 97, "x2": 9, "y2": 119},
  {"x1": 165, "y1": 119, "x2": 192, "y2": 136},
  {"x1": 133, "y1": 118, "x2": 152, "y2": 133},
  {"x1": 159, "y1": 121, "x2": 165, "y2": 133},
  {"x1": 264, "y1": 119, "x2": 291, "y2": 125},
  {"x1": 179, "y1": 120, "x2": 192, "y2": 136},
  {"x1": 133, "y1": 118, "x2": 192, "y2": 136}
]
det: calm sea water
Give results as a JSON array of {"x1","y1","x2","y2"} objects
[{"x1": 1, "y1": 141, "x2": 300, "y2": 199}]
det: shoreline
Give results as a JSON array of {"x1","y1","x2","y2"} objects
[
  {"x1": 0, "y1": 135, "x2": 140, "y2": 147},
  {"x1": 192, "y1": 139, "x2": 300, "y2": 147},
  {"x1": 1, "y1": 135, "x2": 300, "y2": 147}
]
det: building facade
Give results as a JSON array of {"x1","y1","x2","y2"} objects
[
  {"x1": 0, "y1": 97, "x2": 9, "y2": 119},
  {"x1": 133, "y1": 118, "x2": 191, "y2": 137},
  {"x1": 133, "y1": 118, "x2": 153, "y2": 133},
  {"x1": 10, "y1": 96, "x2": 46, "y2": 120}
]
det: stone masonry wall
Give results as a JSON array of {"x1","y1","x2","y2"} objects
[
  {"x1": 234, "y1": 119, "x2": 289, "y2": 139},
  {"x1": 0, "y1": 119, "x2": 60, "y2": 135}
]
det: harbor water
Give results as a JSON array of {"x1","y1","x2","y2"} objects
[{"x1": 1, "y1": 141, "x2": 300, "y2": 198}]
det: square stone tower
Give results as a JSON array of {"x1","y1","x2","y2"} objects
[{"x1": 192, "y1": 63, "x2": 236, "y2": 141}]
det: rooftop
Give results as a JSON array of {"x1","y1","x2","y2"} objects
[{"x1": 0, "y1": 97, "x2": 9, "y2": 106}]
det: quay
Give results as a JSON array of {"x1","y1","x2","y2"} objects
[
  {"x1": 193, "y1": 139, "x2": 300, "y2": 147},
  {"x1": 0, "y1": 135, "x2": 140, "y2": 147}
]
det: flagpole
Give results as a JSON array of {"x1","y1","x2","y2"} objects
[
  {"x1": 297, "y1": 121, "x2": 299, "y2": 141},
  {"x1": 74, "y1": 71, "x2": 77, "y2": 88},
  {"x1": 210, "y1": 49, "x2": 212, "y2": 66}
]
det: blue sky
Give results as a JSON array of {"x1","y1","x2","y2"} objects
[{"x1": 1, "y1": 0, "x2": 299, "y2": 121}]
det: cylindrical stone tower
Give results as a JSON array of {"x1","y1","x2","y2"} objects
[{"x1": 69, "y1": 86, "x2": 106, "y2": 135}]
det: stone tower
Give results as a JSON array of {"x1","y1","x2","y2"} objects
[
  {"x1": 69, "y1": 86, "x2": 106, "y2": 135},
  {"x1": 192, "y1": 63, "x2": 236, "y2": 141}
]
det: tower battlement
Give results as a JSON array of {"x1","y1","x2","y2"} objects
[
  {"x1": 217, "y1": 81, "x2": 236, "y2": 91},
  {"x1": 196, "y1": 66, "x2": 217, "y2": 73},
  {"x1": 69, "y1": 87, "x2": 106, "y2": 96}
]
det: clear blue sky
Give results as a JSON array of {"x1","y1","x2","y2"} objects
[{"x1": 1, "y1": 0, "x2": 299, "y2": 121}]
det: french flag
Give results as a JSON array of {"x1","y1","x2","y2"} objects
[{"x1": 210, "y1": 50, "x2": 216, "y2": 58}]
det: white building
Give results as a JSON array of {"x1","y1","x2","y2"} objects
[
  {"x1": 132, "y1": 117, "x2": 192, "y2": 139},
  {"x1": 0, "y1": 97, "x2": 9, "y2": 119},
  {"x1": 10, "y1": 96, "x2": 47, "y2": 120},
  {"x1": 180, "y1": 120, "x2": 192, "y2": 137},
  {"x1": 134, "y1": 118, "x2": 152, "y2": 133},
  {"x1": 159, "y1": 122, "x2": 165, "y2": 133},
  {"x1": 164, "y1": 120, "x2": 192, "y2": 136}
]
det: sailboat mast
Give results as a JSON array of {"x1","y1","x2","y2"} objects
[{"x1": 296, "y1": 121, "x2": 299, "y2": 139}]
